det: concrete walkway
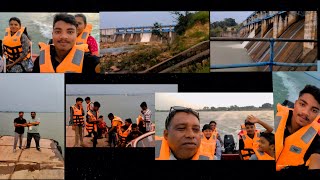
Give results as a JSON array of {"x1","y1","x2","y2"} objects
[
  {"x1": 0, "y1": 136, "x2": 64, "y2": 179},
  {"x1": 66, "y1": 126, "x2": 110, "y2": 148},
  {"x1": 210, "y1": 41, "x2": 258, "y2": 72}
]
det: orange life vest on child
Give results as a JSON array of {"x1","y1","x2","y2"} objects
[
  {"x1": 275, "y1": 104, "x2": 320, "y2": 171},
  {"x1": 199, "y1": 133, "x2": 216, "y2": 160}
]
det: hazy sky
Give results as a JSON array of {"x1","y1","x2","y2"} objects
[
  {"x1": 66, "y1": 84, "x2": 178, "y2": 95},
  {"x1": 156, "y1": 93, "x2": 273, "y2": 110},
  {"x1": 0, "y1": 74, "x2": 64, "y2": 112},
  {"x1": 100, "y1": 12, "x2": 177, "y2": 29},
  {"x1": 210, "y1": 11, "x2": 254, "y2": 23}
]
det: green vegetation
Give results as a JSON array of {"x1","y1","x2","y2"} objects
[
  {"x1": 200, "y1": 103, "x2": 273, "y2": 111},
  {"x1": 210, "y1": 18, "x2": 240, "y2": 37},
  {"x1": 101, "y1": 11, "x2": 210, "y2": 73}
]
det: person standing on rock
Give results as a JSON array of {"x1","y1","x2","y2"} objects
[
  {"x1": 25, "y1": 112, "x2": 41, "y2": 151},
  {"x1": 13, "y1": 111, "x2": 27, "y2": 153}
]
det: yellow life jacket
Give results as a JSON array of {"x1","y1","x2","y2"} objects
[
  {"x1": 253, "y1": 149, "x2": 275, "y2": 160},
  {"x1": 241, "y1": 130, "x2": 260, "y2": 160},
  {"x1": 155, "y1": 136, "x2": 212, "y2": 160},
  {"x1": 76, "y1": 24, "x2": 92, "y2": 53},
  {"x1": 38, "y1": 43, "x2": 87, "y2": 73},
  {"x1": 3, "y1": 27, "x2": 31, "y2": 62},
  {"x1": 86, "y1": 110, "x2": 99, "y2": 132},
  {"x1": 275, "y1": 104, "x2": 320, "y2": 171},
  {"x1": 112, "y1": 116, "x2": 123, "y2": 129},
  {"x1": 71, "y1": 105, "x2": 84, "y2": 125},
  {"x1": 199, "y1": 133, "x2": 216, "y2": 160}
]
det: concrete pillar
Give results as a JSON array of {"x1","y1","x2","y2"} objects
[
  {"x1": 261, "y1": 19, "x2": 268, "y2": 37},
  {"x1": 288, "y1": 11, "x2": 298, "y2": 27},
  {"x1": 273, "y1": 15, "x2": 279, "y2": 38},
  {"x1": 283, "y1": 15, "x2": 288, "y2": 30},
  {"x1": 278, "y1": 15, "x2": 285, "y2": 36},
  {"x1": 303, "y1": 11, "x2": 317, "y2": 57}
]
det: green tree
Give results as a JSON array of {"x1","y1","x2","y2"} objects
[{"x1": 152, "y1": 22, "x2": 171, "y2": 49}]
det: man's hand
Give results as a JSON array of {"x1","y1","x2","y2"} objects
[{"x1": 246, "y1": 115, "x2": 260, "y2": 124}]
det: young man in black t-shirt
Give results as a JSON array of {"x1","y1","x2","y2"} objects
[{"x1": 13, "y1": 111, "x2": 27, "y2": 152}]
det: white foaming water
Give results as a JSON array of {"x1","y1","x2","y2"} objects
[
  {"x1": 141, "y1": 33, "x2": 152, "y2": 42},
  {"x1": 276, "y1": 72, "x2": 300, "y2": 102},
  {"x1": 240, "y1": 30, "x2": 255, "y2": 48},
  {"x1": 32, "y1": 20, "x2": 52, "y2": 39}
]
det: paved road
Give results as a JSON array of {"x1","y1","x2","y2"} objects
[{"x1": 210, "y1": 41, "x2": 258, "y2": 72}]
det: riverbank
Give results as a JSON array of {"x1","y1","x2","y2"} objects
[{"x1": 100, "y1": 21, "x2": 210, "y2": 73}]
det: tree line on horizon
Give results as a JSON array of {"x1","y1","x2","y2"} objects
[{"x1": 156, "y1": 103, "x2": 273, "y2": 111}]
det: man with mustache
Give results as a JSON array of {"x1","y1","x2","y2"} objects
[
  {"x1": 32, "y1": 13, "x2": 99, "y2": 73},
  {"x1": 155, "y1": 106, "x2": 213, "y2": 160},
  {"x1": 275, "y1": 85, "x2": 320, "y2": 172}
]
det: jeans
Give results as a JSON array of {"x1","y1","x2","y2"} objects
[
  {"x1": 26, "y1": 133, "x2": 40, "y2": 149},
  {"x1": 13, "y1": 132, "x2": 23, "y2": 149}
]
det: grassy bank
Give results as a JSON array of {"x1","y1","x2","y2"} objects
[{"x1": 100, "y1": 11, "x2": 210, "y2": 73}]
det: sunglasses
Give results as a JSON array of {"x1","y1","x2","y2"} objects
[{"x1": 165, "y1": 106, "x2": 200, "y2": 129}]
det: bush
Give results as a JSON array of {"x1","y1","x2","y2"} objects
[{"x1": 188, "y1": 11, "x2": 209, "y2": 27}]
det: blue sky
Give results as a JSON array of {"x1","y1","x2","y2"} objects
[
  {"x1": 100, "y1": 11, "x2": 177, "y2": 29},
  {"x1": 210, "y1": 11, "x2": 254, "y2": 24}
]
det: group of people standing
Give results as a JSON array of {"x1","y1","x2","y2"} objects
[
  {"x1": 1, "y1": 13, "x2": 99, "y2": 73},
  {"x1": 13, "y1": 111, "x2": 41, "y2": 152},
  {"x1": 70, "y1": 97, "x2": 154, "y2": 148}
]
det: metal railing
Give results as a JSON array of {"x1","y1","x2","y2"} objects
[{"x1": 210, "y1": 37, "x2": 318, "y2": 71}]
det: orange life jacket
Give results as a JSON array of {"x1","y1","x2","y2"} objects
[
  {"x1": 71, "y1": 105, "x2": 84, "y2": 125},
  {"x1": 112, "y1": 116, "x2": 123, "y2": 129},
  {"x1": 241, "y1": 130, "x2": 260, "y2": 160},
  {"x1": 3, "y1": 27, "x2": 31, "y2": 62},
  {"x1": 136, "y1": 115, "x2": 143, "y2": 125},
  {"x1": 253, "y1": 149, "x2": 275, "y2": 160},
  {"x1": 76, "y1": 24, "x2": 92, "y2": 53},
  {"x1": 38, "y1": 43, "x2": 87, "y2": 73},
  {"x1": 275, "y1": 104, "x2": 320, "y2": 171},
  {"x1": 86, "y1": 110, "x2": 99, "y2": 132},
  {"x1": 199, "y1": 133, "x2": 216, "y2": 160},
  {"x1": 118, "y1": 124, "x2": 132, "y2": 138},
  {"x1": 155, "y1": 136, "x2": 212, "y2": 160}
]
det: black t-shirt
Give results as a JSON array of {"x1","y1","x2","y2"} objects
[
  {"x1": 14, "y1": 117, "x2": 27, "y2": 134},
  {"x1": 284, "y1": 110, "x2": 320, "y2": 163},
  {"x1": 32, "y1": 45, "x2": 99, "y2": 74}
]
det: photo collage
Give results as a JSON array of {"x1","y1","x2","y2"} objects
[{"x1": 0, "y1": 11, "x2": 319, "y2": 179}]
